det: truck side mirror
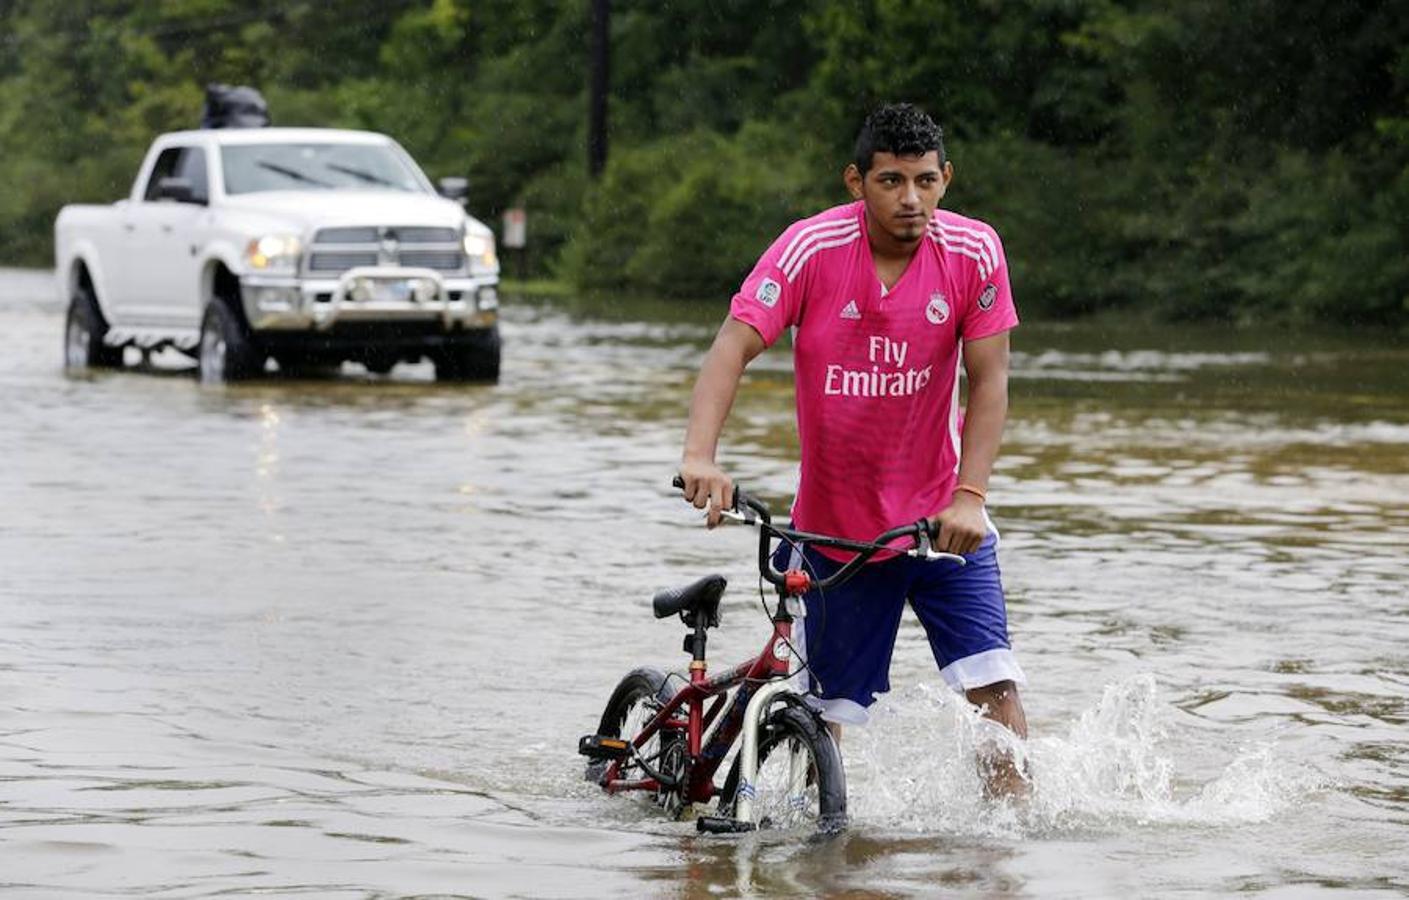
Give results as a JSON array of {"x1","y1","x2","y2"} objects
[
  {"x1": 156, "y1": 177, "x2": 199, "y2": 204},
  {"x1": 438, "y1": 176, "x2": 469, "y2": 206}
]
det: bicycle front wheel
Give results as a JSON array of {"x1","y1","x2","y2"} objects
[{"x1": 719, "y1": 704, "x2": 847, "y2": 834}]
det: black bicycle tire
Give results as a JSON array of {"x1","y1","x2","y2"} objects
[
  {"x1": 587, "y1": 666, "x2": 674, "y2": 786},
  {"x1": 716, "y1": 702, "x2": 847, "y2": 834}
]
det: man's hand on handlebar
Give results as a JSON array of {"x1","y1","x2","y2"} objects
[
  {"x1": 678, "y1": 458, "x2": 734, "y2": 529},
  {"x1": 928, "y1": 491, "x2": 988, "y2": 556}
]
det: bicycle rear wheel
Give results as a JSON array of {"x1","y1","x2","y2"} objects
[
  {"x1": 718, "y1": 704, "x2": 847, "y2": 834},
  {"x1": 585, "y1": 667, "x2": 680, "y2": 790}
]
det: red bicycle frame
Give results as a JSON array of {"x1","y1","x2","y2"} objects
[{"x1": 601, "y1": 573, "x2": 809, "y2": 804}]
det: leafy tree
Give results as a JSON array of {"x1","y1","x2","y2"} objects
[{"x1": 0, "y1": 0, "x2": 1404, "y2": 324}]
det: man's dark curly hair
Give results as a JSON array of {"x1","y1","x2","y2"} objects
[{"x1": 853, "y1": 103, "x2": 945, "y2": 174}]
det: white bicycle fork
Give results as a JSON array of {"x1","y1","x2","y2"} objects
[{"x1": 731, "y1": 680, "x2": 807, "y2": 825}]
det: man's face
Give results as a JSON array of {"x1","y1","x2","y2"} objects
[{"x1": 845, "y1": 151, "x2": 952, "y2": 244}]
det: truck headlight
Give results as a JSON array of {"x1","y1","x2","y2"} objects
[
  {"x1": 246, "y1": 235, "x2": 302, "y2": 273},
  {"x1": 463, "y1": 232, "x2": 498, "y2": 273}
]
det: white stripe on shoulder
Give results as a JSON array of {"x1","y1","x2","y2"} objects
[
  {"x1": 929, "y1": 223, "x2": 991, "y2": 261},
  {"x1": 948, "y1": 222, "x2": 1000, "y2": 267},
  {"x1": 785, "y1": 230, "x2": 862, "y2": 282},
  {"x1": 928, "y1": 230, "x2": 991, "y2": 279},
  {"x1": 778, "y1": 219, "x2": 861, "y2": 272},
  {"x1": 780, "y1": 222, "x2": 859, "y2": 275},
  {"x1": 928, "y1": 227, "x2": 994, "y2": 279},
  {"x1": 932, "y1": 220, "x2": 998, "y2": 273}
]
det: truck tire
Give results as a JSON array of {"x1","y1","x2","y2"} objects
[
  {"x1": 64, "y1": 283, "x2": 123, "y2": 370},
  {"x1": 433, "y1": 333, "x2": 501, "y2": 383},
  {"x1": 199, "y1": 296, "x2": 264, "y2": 383}
]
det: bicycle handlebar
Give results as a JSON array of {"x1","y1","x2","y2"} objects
[{"x1": 671, "y1": 475, "x2": 965, "y2": 592}]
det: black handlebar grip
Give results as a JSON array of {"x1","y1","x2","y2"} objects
[{"x1": 672, "y1": 475, "x2": 685, "y2": 490}]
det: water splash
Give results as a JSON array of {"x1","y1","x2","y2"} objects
[{"x1": 843, "y1": 674, "x2": 1321, "y2": 837}]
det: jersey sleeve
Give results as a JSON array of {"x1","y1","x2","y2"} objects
[
  {"x1": 728, "y1": 225, "x2": 807, "y2": 347},
  {"x1": 958, "y1": 223, "x2": 1019, "y2": 342}
]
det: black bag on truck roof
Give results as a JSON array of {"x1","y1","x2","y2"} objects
[{"x1": 200, "y1": 84, "x2": 270, "y2": 129}]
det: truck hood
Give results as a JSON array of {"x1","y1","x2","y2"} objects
[{"x1": 218, "y1": 190, "x2": 480, "y2": 233}]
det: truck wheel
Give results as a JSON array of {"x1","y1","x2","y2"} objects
[
  {"x1": 433, "y1": 338, "x2": 501, "y2": 383},
  {"x1": 64, "y1": 284, "x2": 123, "y2": 370},
  {"x1": 199, "y1": 297, "x2": 264, "y2": 383}
]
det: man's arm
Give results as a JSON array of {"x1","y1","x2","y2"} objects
[
  {"x1": 680, "y1": 317, "x2": 767, "y2": 527},
  {"x1": 930, "y1": 330, "x2": 1011, "y2": 554}
]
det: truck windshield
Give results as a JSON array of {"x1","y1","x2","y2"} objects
[{"x1": 221, "y1": 143, "x2": 425, "y2": 195}]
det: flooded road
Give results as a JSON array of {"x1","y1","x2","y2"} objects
[{"x1": 2, "y1": 269, "x2": 1407, "y2": 897}]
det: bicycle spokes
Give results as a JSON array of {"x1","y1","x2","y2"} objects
[{"x1": 751, "y1": 731, "x2": 821, "y2": 829}]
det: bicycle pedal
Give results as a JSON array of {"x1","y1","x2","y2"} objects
[
  {"x1": 578, "y1": 734, "x2": 632, "y2": 760},
  {"x1": 696, "y1": 815, "x2": 757, "y2": 834}
]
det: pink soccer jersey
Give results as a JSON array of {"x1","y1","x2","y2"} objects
[{"x1": 730, "y1": 201, "x2": 1018, "y2": 557}]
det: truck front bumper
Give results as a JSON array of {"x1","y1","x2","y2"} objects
[{"x1": 240, "y1": 267, "x2": 499, "y2": 331}]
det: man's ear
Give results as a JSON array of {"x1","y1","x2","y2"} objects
[
  {"x1": 932, "y1": 160, "x2": 955, "y2": 202},
  {"x1": 843, "y1": 163, "x2": 863, "y2": 200}
]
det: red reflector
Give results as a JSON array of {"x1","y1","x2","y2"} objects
[{"x1": 784, "y1": 570, "x2": 810, "y2": 595}]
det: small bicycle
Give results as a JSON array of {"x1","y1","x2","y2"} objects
[{"x1": 578, "y1": 478, "x2": 965, "y2": 834}]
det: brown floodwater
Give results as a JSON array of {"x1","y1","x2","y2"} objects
[{"x1": 2, "y1": 268, "x2": 1407, "y2": 897}]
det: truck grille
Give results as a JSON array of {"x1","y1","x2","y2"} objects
[
  {"x1": 306, "y1": 226, "x2": 464, "y2": 274},
  {"x1": 399, "y1": 250, "x2": 463, "y2": 270},
  {"x1": 309, "y1": 251, "x2": 378, "y2": 270}
]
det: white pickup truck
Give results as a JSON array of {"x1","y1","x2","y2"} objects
[{"x1": 55, "y1": 127, "x2": 501, "y2": 382}]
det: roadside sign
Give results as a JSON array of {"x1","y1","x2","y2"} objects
[{"x1": 502, "y1": 208, "x2": 527, "y2": 248}]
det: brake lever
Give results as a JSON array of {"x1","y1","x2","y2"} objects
[
  {"x1": 717, "y1": 507, "x2": 756, "y2": 526},
  {"x1": 909, "y1": 548, "x2": 968, "y2": 565},
  {"x1": 908, "y1": 519, "x2": 967, "y2": 565}
]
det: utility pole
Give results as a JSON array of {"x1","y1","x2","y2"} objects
[{"x1": 588, "y1": 0, "x2": 610, "y2": 178}]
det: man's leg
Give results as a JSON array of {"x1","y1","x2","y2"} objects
[
  {"x1": 966, "y1": 679, "x2": 1028, "y2": 798},
  {"x1": 828, "y1": 685, "x2": 1026, "y2": 794},
  {"x1": 791, "y1": 545, "x2": 908, "y2": 742},
  {"x1": 909, "y1": 533, "x2": 1030, "y2": 798}
]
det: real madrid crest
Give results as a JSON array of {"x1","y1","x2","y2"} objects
[{"x1": 925, "y1": 291, "x2": 950, "y2": 325}]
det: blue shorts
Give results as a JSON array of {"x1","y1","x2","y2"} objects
[{"x1": 776, "y1": 532, "x2": 1026, "y2": 725}]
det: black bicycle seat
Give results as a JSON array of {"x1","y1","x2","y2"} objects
[{"x1": 652, "y1": 574, "x2": 726, "y2": 627}]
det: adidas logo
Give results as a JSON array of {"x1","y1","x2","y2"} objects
[{"x1": 840, "y1": 299, "x2": 861, "y2": 320}]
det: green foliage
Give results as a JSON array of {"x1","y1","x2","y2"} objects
[
  {"x1": 1228, "y1": 151, "x2": 1409, "y2": 324},
  {"x1": 0, "y1": 0, "x2": 1406, "y2": 324},
  {"x1": 514, "y1": 159, "x2": 589, "y2": 274},
  {"x1": 947, "y1": 135, "x2": 1122, "y2": 318},
  {"x1": 562, "y1": 124, "x2": 832, "y2": 298}
]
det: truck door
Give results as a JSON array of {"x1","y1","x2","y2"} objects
[
  {"x1": 149, "y1": 147, "x2": 210, "y2": 326},
  {"x1": 124, "y1": 146, "x2": 209, "y2": 327}
]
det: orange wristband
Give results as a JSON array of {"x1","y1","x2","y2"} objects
[{"x1": 954, "y1": 483, "x2": 987, "y2": 502}]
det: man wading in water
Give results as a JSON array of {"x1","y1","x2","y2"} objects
[{"x1": 678, "y1": 103, "x2": 1028, "y2": 796}]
